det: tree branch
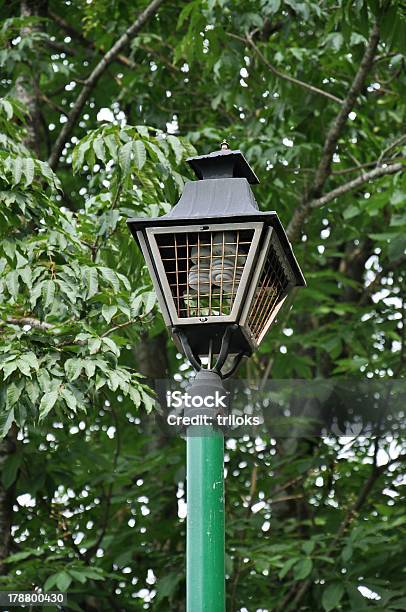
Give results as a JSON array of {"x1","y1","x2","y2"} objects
[
  {"x1": 310, "y1": 162, "x2": 404, "y2": 209},
  {"x1": 48, "y1": 10, "x2": 134, "y2": 69},
  {"x1": 3, "y1": 317, "x2": 54, "y2": 331},
  {"x1": 287, "y1": 22, "x2": 381, "y2": 242},
  {"x1": 48, "y1": 0, "x2": 166, "y2": 169},
  {"x1": 101, "y1": 319, "x2": 135, "y2": 338},
  {"x1": 238, "y1": 32, "x2": 344, "y2": 105},
  {"x1": 312, "y1": 23, "x2": 380, "y2": 196},
  {"x1": 377, "y1": 134, "x2": 406, "y2": 165},
  {"x1": 332, "y1": 156, "x2": 406, "y2": 175}
]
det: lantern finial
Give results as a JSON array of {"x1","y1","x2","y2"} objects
[{"x1": 220, "y1": 139, "x2": 229, "y2": 150}]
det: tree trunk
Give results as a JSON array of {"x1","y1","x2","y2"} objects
[{"x1": 15, "y1": 0, "x2": 48, "y2": 156}]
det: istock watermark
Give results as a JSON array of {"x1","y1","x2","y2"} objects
[
  {"x1": 151, "y1": 379, "x2": 406, "y2": 438},
  {"x1": 166, "y1": 390, "x2": 228, "y2": 410},
  {"x1": 165, "y1": 389, "x2": 263, "y2": 428}
]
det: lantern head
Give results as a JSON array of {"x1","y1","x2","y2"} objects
[{"x1": 127, "y1": 146, "x2": 305, "y2": 366}]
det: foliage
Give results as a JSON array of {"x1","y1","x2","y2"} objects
[
  {"x1": 0, "y1": 105, "x2": 193, "y2": 436},
  {"x1": 0, "y1": 0, "x2": 405, "y2": 610}
]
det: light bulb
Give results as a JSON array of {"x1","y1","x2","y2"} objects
[
  {"x1": 188, "y1": 264, "x2": 210, "y2": 293},
  {"x1": 188, "y1": 232, "x2": 246, "y2": 294},
  {"x1": 211, "y1": 257, "x2": 244, "y2": 292}
]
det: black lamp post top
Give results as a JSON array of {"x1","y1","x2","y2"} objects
[
  {"x1": 186, "y1": 147, "x2": 259, "y2": 185},
  {"x1": 126, "y1": 141, "x2": 306, "y2": 363}
]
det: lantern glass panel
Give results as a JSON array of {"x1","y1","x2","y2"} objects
[
  {"x1": 146, "y1": 222, "x2": 264, "y2": 325},
  {"x1": 242, "y1": 229, "x2": 295, "y2": 347},
  {"x1": 156, "y1": 228, "x2": 253, "y2": 317}
]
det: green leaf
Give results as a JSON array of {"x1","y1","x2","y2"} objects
[
  {"x1": 42, "y1": 279, "x2": 56, "y2": 309},
  {"x1": 99, "y1": 267, "x2": 120, "y2": 292},
  {"x1": 56, "y1": 571, "x2": 72, "y2": 592},
  {"x1": 108, "y1": 371, "x2": 120, "y2": 391},
  {"x1": 302, "y1": 540, "x2": 315, "y2": 555},
  {"x1": 37, "y1": 160, "x2": 61, "y2": 191},
  {"x1": 12, "y1": 156, "x2": 23, "y2": 185},
  {"x1": 156, "y1": 571, "x2": 181, "y2": 602},
  {"x1": 102, "y1": 304, "x2": 117, "y2": 324},
  {"x1": 267, "y1": 0, "x2": 281, "y2": 14},
  {"x1": 278, "y1": 557, "x2": 298, "y2": 579},
  {"x1": 39, "y1": 390, "x2": 59, "y2": 420},
  {"x1": 65, "y1": 358, "x2": 83, "y2": 381},
  {"x1": 343, "y1": 204, "x2": 359, "y2": 220},
  {"x1": 20, "y1": 266, "x2": 32, "y2": 288},
  {"x1": 61, "y1": 388, "x2": 77, "y2": 412},
  {"x1": 132, "y1": 140, "x2": 147, "y2": 170},
  {"x1": 3, "y1": 240, "x2": 16, "y2": 260},
  {"x1": 6, "y1": 270, "x2": 19, "y2": 298},
  {"x1": 342, "y1": 544, "x2": 353, "y2": 562},
  {"x1": 324, "y1": 32, "x2": 344, "y2": 51},
  {"x1": 129, "y1": 386, "x2": 141, "y2": 407},
  {"x1": 3, "y1": 360, "x2": 18, "y2": 380},
  {"x1": 81, "y1": 568, "x2": 104, "y2": 580},
  {"x1": 93, "y1": 137, "x2": 106, "y2": 162},
  {"x1": 146, "y1": 141, "x2": 170, "y2": 169},
  {"x1": 22, "y1": 157, "x2": 35, "y2": 187},
  {"x1": 44, "y1": 573, "x2": 58, "y2": 592},
  {"x1": 72, "y1": 139, "x2": 91, "y2": 173},
  {"x1": 88, "y1": 338, "x2": 102, "y2": 354},
  {"x1": 6, "y1": 382, "x2": 22, "y2": 410},
  {"x1": 177, "y1": 1, "x2": 198, "y2": 28},
  {"x1": 68, "y1": 569, "x2": 87, "y2": 584},
  {"x1": 142, "y1": 391, "x2": 155, "y2": 414},
  {"x1": 84, "y1": 267, "x2": 98, "y2": 299},
  {"x1": 116, "y1": 272, "x2": 130, "y2": 290},
  {"x1": 2, "y1": 453, "x2": 22, "y2": 488},
  {"x1": 16, "y1": 357, "x2": 31, "y2": 377},
  {"x1": 1, "y1": 99, "x2": 13, "y2": 120},
  {"x1": 388, "y1": 234, "x2": 406, "y2": 261},
  {"x1": 19, "y1": 352, "x2": 39, "y2": 371},
  {"x1": 84, "y1": 360, "x2": 96, "y2": 378},
  {"x1": 294, "y1": 558, "x2": 313, "y2": 580},
  {"x1": 4, "y1": 549, "x2": 41, "y2": 563},
  {"x1": 102, "y1": 337, "x2": 120, "y2": 357},
  {"x1": 322, "y1": 582, "x2": 345, "y2": 612},
  {"x1": 16, "y1": 251, "x2": 28, "y2": 274},
  {"x1": 119, "y1": 141, "x2": 132, "y2": 176},
  {"x1": 143, "y1": 291, "x2": 157, "y2": 315},
  {"x1": 130, "y1": 294, "x2": 143, "y2": 318},
  {"x1": 30, "y1": 281, "x2": 43, "y2": 308},
  {"x1": 24, "y1": 374, "x2": 41, "y2": 404},
  {"x1": 167, "y1": 135, "x2": 183, "y2": 164},
  {"x1": 0, "y1": 407, "x2": 15, "y2": 437},
  {"x1": 136, "y1": 125, "x2": 149, "y2": 138}
]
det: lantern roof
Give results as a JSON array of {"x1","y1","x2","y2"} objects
[
  {"x1": 165, "y1": 177, "x2": 259, "y2": 218},
  {"x1": 186, "y1": 148, "x2": 259, "y2": 184}
]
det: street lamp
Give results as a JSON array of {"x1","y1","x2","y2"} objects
[{"x1": 127, "y1": 142, "x2": 305, "y2": 611}]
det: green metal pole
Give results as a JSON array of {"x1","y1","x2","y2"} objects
[{"x1": 187, "y1": 425, "x2": 225, "y2": 612}]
